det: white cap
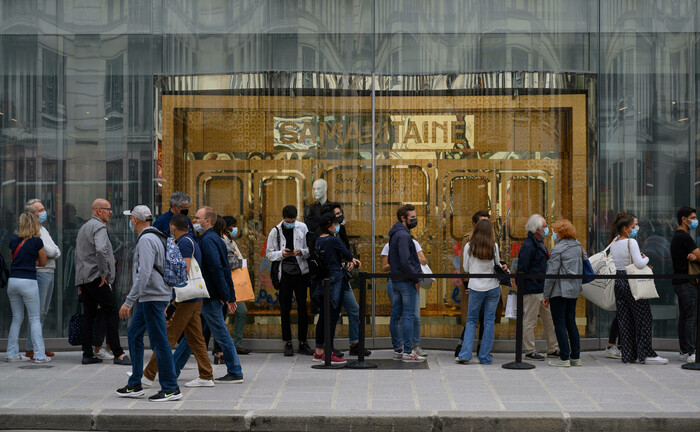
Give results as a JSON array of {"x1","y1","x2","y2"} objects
[{"x1": 123, "y1": 205, "x2": 153, "y2": 221}]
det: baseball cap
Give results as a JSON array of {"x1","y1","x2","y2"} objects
[
  {"x1": 123, "y1": 205, "x2": 153, "y2": 221},
  {"x1": 319, "y1": 212, "x2": 341, "y2": 225}
]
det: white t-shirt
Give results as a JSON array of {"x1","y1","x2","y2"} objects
[
  {"x1": 381, "y1": 240, "x2": 422, "y2": 256},
  {"x1": 610, "y1": 238, "x2": 649, "y2": 271},
  {"x1": 462, "y1": 242, "x2": 500, "y2": 291}
]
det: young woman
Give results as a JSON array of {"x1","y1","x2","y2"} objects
[
  {"x1": 456, "y1": 220, "x2": 504, "y2": 365},
  {"x1": 611, "y1": 214, "x2": 667, "y2": 364},
  {"x1": 223, "y1": 215, "x2": 250, "y2": 355},
  {"x1": 543, "y1": 219, "x2": 584, "y2": 367},
  {"x1": 6, "y1": 212, "x2": 49, "y2": 363},
  {"x1": 312, "y1": 212, "x2": 361, "y2": 365}
]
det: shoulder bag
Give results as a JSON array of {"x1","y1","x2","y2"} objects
[
  {"x1": 581, "y1": 240, "x2": 617, "y2": 311},
  {"x1": 581, "y1": 247, "x2": 595, "y2": 284},
  {"x1": 174, "y1": 238, "x2": 210, "y2": 302},
  {"x1": 626, "y1": 239, "x2": 659, "y2": 301},
  {"x1": 492, "y1": 247, "x2": 512, "y2": 287}
]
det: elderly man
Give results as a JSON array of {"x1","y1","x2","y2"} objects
[
  {"x1": 153, "y1": 191, "x2": 194, "y2": 235},
  {"x1": 517, "y1": 214, "x2": 559, "y2": 361},
  {"x1": 75, "y1": 199, "x2": 130, "y2": 365},
  {"x1": 24, "y1": 199, "x2": 61, "y2": 360}
]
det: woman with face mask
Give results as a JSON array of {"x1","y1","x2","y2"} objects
[
  {"x1": 610, "y1": 214, "x2": 667, "y2": 365},
  {"x1": 222, "y1": 216, "x2": 250, "y2": 355},
  {"x1": 542, "y1": 220, "x2": 585, "y2": 367}
]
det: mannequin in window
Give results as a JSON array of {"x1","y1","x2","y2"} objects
[{"x1": 304, "y1": 179, "x2": 329, "y2": 233}]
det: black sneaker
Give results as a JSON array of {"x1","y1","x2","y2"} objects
[
  {"x1": 214, "y1": 373, "x2": 244, "y2": 384},
  {"x1": 547, "y1": 349, "x2": 561, "y2": 358},
  {"x1": 332, "y1": 349, "x2": 345, "y2": 358},
  {"x1": 148, "y1": 388, "x2": 182, "y2": 402},
  {"x1": 82, "y1": 356, "x2": 103, "y2": 365},
  {"x1": 349, "y1": 344, "x2": 372, "y2": 357},
  {"x1": 297, "y1": 342, "x2": 314, "y2": 356},
  {"x1": 113, "y1": 355, "x2": 132, "y2": 365},
  {"x1": 116, "y1": 383, "x2": 144, "y2": 398},
  {"x1": 525, "y1": 352, "x2": 545, "y2": 361},
  {"x1": 454, "y1": 344, "x2": 462, "y2": 358},
  {"x1": 283, "y1": 342, "x2": 294, "y2": 357}
]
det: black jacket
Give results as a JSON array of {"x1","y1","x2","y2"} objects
[
  {"x1": 197, "y1": 228, "x2": 235, "y2": 302},
  {"x1": 388, "y1": 222, "x2": 423, "y2": 284},
  {"x1": 516, "y1": 232, "x2": 549, "y2": 295}
]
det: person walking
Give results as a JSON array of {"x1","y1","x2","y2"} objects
[
  {"x1": 266, "y1": 205, "x2": 314, "y2": 356},
  {"x1": 141, "y1": 213, "x2": 215, "y2": 388},
  {"x1": 223, "y1": 215, "x2": 251, "y2": 355},
  {"x1": 312, "y1": 212, "x2": 361, "y2": 365},
  {"x1": 75, "y1": 199, "x2": 130, "y2": 365},
  {"x1": 517, "y1": 214, "x2": 559, "y2": 361},
  {"x1": 153, "y1": 191, "x2": 194, "y2": 235},
  {"x1": 24, "y1": 199, "x2": 61, "y2": 360},
  {"x1": 543, "y1": 220, "x2": 584, "y2": 367},
  {"x1": 456, "y1": 220, "x2": 503, "y2": 365},
  {"x1": 611, "y1": 214, "x2": 667, "y2": 365},
  {"x1": 116, "y1": 205, "x2": 181, "y2": 401},
  {"x1": 172, "y1": 206, "x2": 244, "y2": 383},
  {"x1": 5, "y1": 212, "x2": 49, "y2": 363},
  {"x1": 388, "y1": 204, "x2": 426, "y2": 363},
  {"x1": 670, "y1": 206, "x2": 700, "y2": 364}
]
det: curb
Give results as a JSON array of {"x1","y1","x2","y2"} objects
[{"x1": 2, "y1": 409, "x2": 700, "y2": 431}]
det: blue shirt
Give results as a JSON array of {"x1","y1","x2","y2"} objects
[
  {"x1": 9, "y1": 236, "x2": 44, "y2": 280},
  {"x1": 153, "y1": 210, "x2": 194, "y2": 236},
  {"x1": 176, "y1": 232, "x2": 203, "y2": 303}
]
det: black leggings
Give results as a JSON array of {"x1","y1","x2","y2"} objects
[{"x1": 608, "y1": 316, "x2": 620, "y2": 345}]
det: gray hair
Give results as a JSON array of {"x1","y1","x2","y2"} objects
[
  {"x1": 525, "y1": 214, "x2": 545, "y2": 234},
  {"x1": 25, "y1": 198, "x2": 41, "y2": 213},
  {"x1": 169, "y1": 191, "x2": 191, "y2": 208}
]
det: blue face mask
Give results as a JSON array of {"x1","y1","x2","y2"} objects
[
  {"x1": 552, "y1": 233, "x2": 558, "y2": 243},
  {"x1": 543, "y1": 227, "x2": 549, "y2": 237},
  {"x1": 688, "y1": 219, "x2": 699, "y2": 230},
  {"x1": 284, "y1": 222, "x2": 295, "y2": 229},
  {"x1": 333, "y1": 224, "x2": 341, "y2": 234},
  {"x1": 630, "y1": 227, "x2": 639, "y2": 238},
  {"x1": 193, "y1": 223, "x2": 204, "y2": 233},
  {"x1": 229, "y1": 227, "x2": 239, "y2": 237},
  {"x1": 37, "y1": 211, "x2": 47, "y2": 224},
  {"x1": 129, "y1": 219, "x2": 135, "y2": 233}
]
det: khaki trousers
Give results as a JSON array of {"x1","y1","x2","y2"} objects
[
  {"x1": 143, "y1": 301, "x2": 213, "y2": 381},
  {"x1": 522, "y1": 293, "x2": 559, "y2": 354}
]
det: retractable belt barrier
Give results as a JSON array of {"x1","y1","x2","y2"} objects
[{"x1": 349, "y1": 272, "x2": 700, "y2": 371}]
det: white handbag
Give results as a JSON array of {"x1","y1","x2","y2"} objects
[
  {"x1": 625, "y1": 239, "x2": 659, "y2": 301},
  {"x1": 174, "y1": 239, "x2": 210, "y2": 302},
  {"x1": 581, "y1": 240, "x2": 617, "y2": 311},
  {"x1": 420, "y1": 263, "x2": 435, "y2": 288}
]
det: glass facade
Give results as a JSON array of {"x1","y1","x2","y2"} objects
[{"x1": 0, "y1": 1, "x2": 697, "y2": 346}]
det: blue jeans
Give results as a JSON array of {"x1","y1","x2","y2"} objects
[
  {"x1": 6, "y1": 277, "x2": 46, "y2": 360},
  {"x1": 127, "y1": 301, "x2": 178, "y2": 392},
  {"x1": 389, "y1": 280, "x2": 418, "y2": 353},
  {"x1": 387, "y1": 280, "x2": 421, "y2": 347},
  {"x1": 458, "y1": 287, "x2": 500, "y2": 364},
  {"x1": 27, "y1": 272, "x2": 54, "y2": 351},
  {"x1": 341, "y1": 287, "x2": 360, "y2": 345},
  {"x1": 173, "y1": 299, "x2": 243, "y2": 377},
  {"x1": 549, "y1": 296, "x2": 580, "y2": 361}
]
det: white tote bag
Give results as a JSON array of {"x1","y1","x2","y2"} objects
[
  {"x1": 625, "y1": 240, "x2": 659, "y2": 301},
  {"x1": 420, "y1": 263, "x2": 435, "y2": 288},
  {"x1": 174, "y1": 241, "x2": 210, "y2": 302},
  {"x1": 504, "y1": 291, "x2": 517, "y2": 319},
  {"x1": 581, "y1": 239, "x2": 617, "y2": 311}
]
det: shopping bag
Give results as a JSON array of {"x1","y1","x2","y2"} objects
[
  {"x1": 232, "y1": 266, "x2": 255, "y2": 302},
  {"x1": 420, "y1": 263, "x2": 435, "y2": 288},
  {"x1": 174, "y1": 256, "x2": 210, "y2": 302},
  {"x1": 626, "y1": 240, "x2": 658, "y2": 301},
  {"x1": 583, "y1": 240, "x2": 617, "y2": 311},
  {"x1": 504, "y1": 290, "x2": 517, "y2": 319}
]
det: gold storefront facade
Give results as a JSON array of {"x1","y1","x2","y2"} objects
[{"x1": 157, "y1": 73, "x2": 594, "y2": 343}]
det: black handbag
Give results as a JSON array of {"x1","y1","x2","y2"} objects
[
  {"x1": 493, "y1": 248, "x2": 512, "y2": 287},
  {"x1": 270, "y1": 227, "x2": 281, "y2": 290},
  {"x1": 68, "y1": 302, "x2": 83, "y2": 346}
]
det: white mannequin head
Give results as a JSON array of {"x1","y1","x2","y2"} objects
[{"x1": 312, "y1": 179, "x2": 328, "y2": 204}]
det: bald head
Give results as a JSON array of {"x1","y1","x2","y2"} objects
[{"x1": 92, "y1": 198, "x2": 113, "y2": 223}]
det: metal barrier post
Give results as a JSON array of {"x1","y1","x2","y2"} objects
[
  {"x1": 312, "y1": 278, "x2": 344, "y2": 370},
  {"x1": 682, "y1": 283, "x2": 700, "y2": 371},
  {"x1": 346, "y1": 273, "x2": 377, "y2": 369},
  {"x1": 502, "y1": 273, "x2": 535, "y2": 370}
]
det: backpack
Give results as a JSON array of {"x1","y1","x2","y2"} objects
[
  {"x1": 309, "y1": 237, "x2": 330, "y2": 282},
  {"x1": 0, "y1": 253, "x2": 9, "y2": 288},
  {"x1": 139, "y1": 228, "x2": 188, "y2": 287}
]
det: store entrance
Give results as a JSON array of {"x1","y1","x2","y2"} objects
[{"x1": 159, "y1": 92, "x2": 588, "y2": 341}]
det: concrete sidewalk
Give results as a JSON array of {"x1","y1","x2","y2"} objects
[{"x1": 1, "y1": 349, "x2": 700, "y2": 431}]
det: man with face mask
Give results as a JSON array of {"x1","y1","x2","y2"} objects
[
  {"x1": 303, "y1": 179, "x2": 329, "y2": 233},
  {"x1": 388, "y1": 204, "x2": 425, "y2": 362},
  {"x1": 153, "y1": 191, "x2": 194, "y2": 236},
  {"x1": 24, "y1": 199, "x2": 61, "y2": 360},
  {"x1": 671, "y1": 206, "x2": 700, "y2": 363}
]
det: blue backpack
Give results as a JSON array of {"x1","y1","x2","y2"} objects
[{"x1": 139, "y1": 228, "x2": 188, "y2": 287}]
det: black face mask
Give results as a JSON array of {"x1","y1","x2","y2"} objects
[
  {"x1": 179, "y1": 208, "x2": 189, "y2": 216},
  {"x1": 336, "y1": 215, "x2": 344, "y2": 224},
  {"x1": 407, "y1": 218, "x2": 418, "y2": 230}
]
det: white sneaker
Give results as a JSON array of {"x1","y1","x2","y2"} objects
[
  {"x1": 33, "y1": 357, "x2": 52, "y2": 364},
  {"x1": 392, "y1": 350, "x2": 404, "y2": 360},
  {"x1": 6, "y1": 355, "x2": 31, "y2": 362},
  {"x1": 413, "y1": 346, "x2": 428, "y2": 356},
  {"x1": 402, "y1": 351, "x2": 426, "y2": 363},
  {"x1": 94, "y1": 348, "x2": 114, "y2": 360},
  {"x1": 185, "y1": 377, "x2": 215, "y2": 387},
  {"x1": 604, "y1": 346, "x2": 622, "y2": 359},
  {"x1": 643, "y1": 356, "x2": 668, "y2": 365},
  {"x1": 126, "y1": 371, "x2": 154, "y2": 387},
  {"x1": 679, "y1": 352, "x2": 690, "y2": 362},
  {"x1": 687, "y1": 354, "x2": 696, "y2": 363}
]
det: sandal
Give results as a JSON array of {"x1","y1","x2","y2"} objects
[{"x1": 213, "y1": 351, "x2": 224, "y2": 365}]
